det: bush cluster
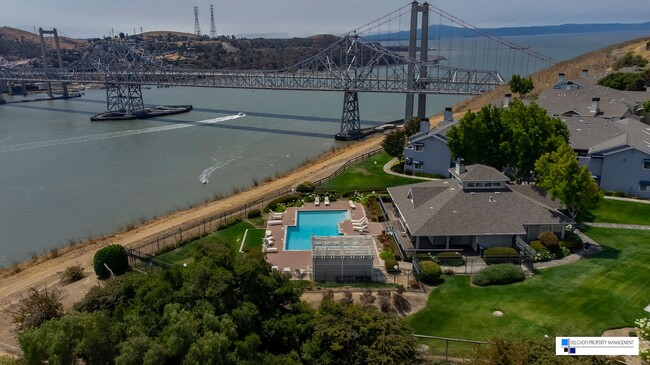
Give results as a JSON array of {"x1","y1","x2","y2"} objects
[
  {"x1": 247, "y1": 209, "x2": 261, "y2": 219},
  {"x1": 472, "y1": 264, "x2": 525, "y2": 286},
  {"x1": 435, "y1": 251, "x2": 466, "y2": 266},
  {"x1": 538, "y1": 232, "x2": 560, "y2": 252},
  {"x1": 264, "y1": 193, "x2": 302, "y2": 212},
  {"x1": 379, "y1": 251, "x2": 393, "y2": 260},
  {"x1": 296, "y1": 181, "x2": 315, "y2": 193},
  {"x1": 484, "y1": 247, "x2": 519, "y2": 265},
  {"x1": 93, "y1": 244, "x2": 129, "y2": 279},
  {"x1": 384, "y1": 257, "x2": 399, "y2": 272},
  {"x1": 562, "y1": 231, "x2": 583, "y2": 252},
  {"x1": 418, "y1": 261, "x2": 441, "y2": 283},
  {"x1": 59, "y1": 264, "x2": 85, "y2": 284}
]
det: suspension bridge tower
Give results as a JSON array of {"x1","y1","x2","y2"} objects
[
  {"x1": 405, "y1": 1, "x2": 430, "y2": 123},
  {"x1": 38, "y1": 28, "x2": 69, "y2": 98}
]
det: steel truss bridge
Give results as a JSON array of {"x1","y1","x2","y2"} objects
[{"x1": 0, "y1": 2, "x2": 555, "y2": 139}]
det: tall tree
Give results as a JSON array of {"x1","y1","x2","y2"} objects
[
  {"x1": 404, "y1": 118, "x2": 421, "y2": 137},
  {"x1": 509, "y1": 74, "x2": 534, "y2": 98},
  {"x1": 535, "y1": 143, "x2": 603, "y2": 221},
  {"x1": 382, "y1": 130, "x2": 406, "y2": 161},
  {"x1": 447, "y1": 99, "x2": 568, "y2": 183}
]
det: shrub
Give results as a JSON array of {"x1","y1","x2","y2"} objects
[
  {"x1": 247, "y1": 209, "x2": 261, "y2": 219},
  {"x1": 385, "y1": 257, "x2": 399, "y2": 272},
  {"x1": 418, "y1": 261, "x2": 441, "y2": 283},
  {"x1": 538, "y1": 232, "x2": 560, "y2": 252},
  {"x1": 560, "y1": 246, "x2": 571, "y2": 258},
  {"x1": 8, "y1": 287, "x2": 63, "y2": 330},
  {"x1": 562, "y1": 231, "x2": 583, "y2": 252},
  {"x1": 472, "y1": 264, "x2": 525, "y2": 286},
  {"x1": 443, "y1": 268, "x2": 455, "y2": 276},
  {"x1": 530, "y1": 240, "x2": 544, "y2": 252},
  {"x1": 59, "y1": 264, "x2": 85, "y2": 284},
  {"x1": 436, "y1": 251, "x2": 465, "y2": 266},
  {"x1": 296, "y1": 181, "x2": 316, "y2": 193},
  {"x1": 379, "y1": 251, "x2": 393, "y2": 260},
  {"x1": 93, "y1": 244, "x2": 129, "y2": 279},
  {"x1": 264, "y1": 193, "x2": 302, "y2": 212},
  {"x1": 484, "y1": 247, "x2": 519, "y2": 265},
  {"x1": 534, "y1": 248, "x2": 555, "y2": 262}
]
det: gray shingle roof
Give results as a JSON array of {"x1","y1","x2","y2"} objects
[
  {"x1": 562, "y1": 116, "x2": 626, "y2": 151},
  {"x1": 388, "y1": 180, "x2": 572, "y2": 237},
  {"x1": 587, "y1": 118, "x2": 650, "y2": 155},
  {"x1": 449, "y1": 164, "x2": 509, "y2": 183},
  {"x1": 536, "y1": 85, "x2": 642, "y2": 119},
  {"x1": 410, "y1": 120, "x2": 458, "y2": 144}
]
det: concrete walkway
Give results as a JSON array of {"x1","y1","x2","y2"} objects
[
  {"x1": 584, "y1": 222, "x2": 650, "y2": 230},
  {"x1": 604, "y1": 196, "x2": 650, "y2": 204},
  {"x1": 382, "y1": 158, "x2": 440, "y2": 181}
]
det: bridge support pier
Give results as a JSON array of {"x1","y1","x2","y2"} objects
[
  {"x1": 39, "y1": 28, "x2": 68, "y2": 98},
  {"x1": 335, "y1": 90, "x2": 362, "y2": 140},
  {"x1": 405, "y1": 1, "x2": 430, "y2": 123},
  {"x1": 106, "y1": 83, "x2": 144, "y2": 113}
]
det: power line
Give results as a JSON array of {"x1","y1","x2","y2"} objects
[
  {"x1": 209, "y1": 5, "x2": 217, "y2": 38},
  {"x1": 194, "y1": 6, "x2": 201, "y2": 36}
]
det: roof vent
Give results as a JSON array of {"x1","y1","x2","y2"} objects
[
  {"x1": 495, "y1": 191, "x2": 500, "y2": 194},
  {"x1": 488, "y1": 196, "x2": 496, "y2": 203},
  {"x1": 470, "y1": 192, "x2": 476, "y2": 195}
]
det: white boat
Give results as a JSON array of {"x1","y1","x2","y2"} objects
[{"x1": 237, "y1": 112, "x2": 246, "y2": 117}]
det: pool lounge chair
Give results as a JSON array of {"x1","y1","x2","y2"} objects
[
  {"x1": 265, "y1": 230, "x2": 272, "y2": 237},
  {"x1": 314, "y1": 196, "x2": 320, "y2": 206},
  {"x1": 283, "y1": 267, "x2": 292, "y2": 277},
  {"x1": 351, "y1": 216, "x2": 367, "y2": 225},
  {"x1": 267, "y1": 219, "x2": 283, "y2": 226},
  {"x1": 348, "y1": 200, "x2": 356, "y2": 209},
  {"x1": 271, "y1": 266, "x2": 279, "y2": 271},
  {"x1": 324, "y1": 196, "x2": 330, "y2": 206},
  {"x1": 265, "y1": 247, "x2": 278, "y2": 253},
  {"x1": 269, "y1": 210, "x2": 283, "y2": 219},
  {"x1": 354, "y1": 224, "x2": 368, "y2": 232}
]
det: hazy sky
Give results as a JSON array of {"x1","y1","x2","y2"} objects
[{"x1": 2, "y1": 0, "x2": 650, "y2": 38}]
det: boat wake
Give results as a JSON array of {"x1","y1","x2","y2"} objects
[
  {"x1": 199, "y1": 158, "x2": 236, "y2": 184},
  {"x1": 0, "y1": 113, "x2": 246, "y2": 153}
]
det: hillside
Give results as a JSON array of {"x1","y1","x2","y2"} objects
[{"x1": 0, "y1": 26, "x2": 86, "y2": 62}]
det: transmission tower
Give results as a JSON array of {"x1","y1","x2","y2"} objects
[
  {"x1": 209, "y1": 5, "x2": 217, "y2": 38},
  {"x1": 193, "y1": 6, "x2": 201, "y2": 36}
]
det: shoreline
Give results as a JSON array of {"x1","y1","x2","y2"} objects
[{"x1": 0, "y1": 37, "x2": 648, "y2": 351}]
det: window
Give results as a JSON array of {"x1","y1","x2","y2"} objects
[
  {"x1": 415, "y1": 145, "x2": 424, "y2": 152},
  {"x1": 641, "y1": 183, "x2": 650, "y2": 191},
  {"x1": 484, "y1": 182, "x2": 493, "y2": 187},
  {"x1": 414, "y1": 162, "x2": 423, "y2": 170},
  {"x1": 644, "y1": 161, "x2": 650, "y2": 170},
  {"x1": 467, "y1": 182, "x2": 476, "y2": 188}
]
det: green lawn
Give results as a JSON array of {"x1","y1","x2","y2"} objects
[
  {"x1": 588, "y1": 198, "x2": 650, "y2": 225},
  {"x1": 157, "y1": 221, "x2": 254, "y2": 265},
  {"x1": 242, "y1": 228, "x2": 265, "y2": 253},
  {"x1": 316, "y1": 152, "x2": 420, "y2": 194},
  {"x1": 409, "y1": 228, "x2": 650, "y2": 343}
]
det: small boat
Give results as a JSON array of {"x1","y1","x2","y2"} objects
[{"x1": 237, "y1": 112, "x2": 246, "y2": 117}]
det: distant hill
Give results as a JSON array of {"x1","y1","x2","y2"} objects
[
  {"x1": 0, "y1": 26, "x2": 85, "y2": 49},
  {"x1": 0, "y1": 26, "x2": 86, "y2": 64},
  {"x1": 141, "y1": 30, "x2": 201, "y2": 40},
  {"x1": 366, "y1": 22, "x2": 650, "y2": 41}
]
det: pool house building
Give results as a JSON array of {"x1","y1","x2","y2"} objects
[{"x1": 312, "y1": 236, "x2": 375, "y2": 282}]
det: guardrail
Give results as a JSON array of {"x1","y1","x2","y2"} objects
[
  {"x1": 414, "y1": 334, "x2": 489, "y2": 361},
  {"x1": 313, "y1": 147, "x2": 383, "y2": 186}
]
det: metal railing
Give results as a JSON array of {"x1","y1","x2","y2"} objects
[{"x1": 414, "y1": 334, "x2": 489, "y2": 361}]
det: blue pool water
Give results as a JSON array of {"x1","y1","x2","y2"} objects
[{"x1": 285, "y1": 210, "x2": 349, "y2": 250}]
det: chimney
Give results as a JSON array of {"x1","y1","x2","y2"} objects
[
  {"x1": 504, "y1": 93, "x2": 512, "y2": 108},
  {"x1": 454, "y1": 158, "x2": 466, "y2": 174},
  {"x1": 443, "y1": 107, "x2": 453, "y2": 122},
  {"x1": 591, "y1": 97, "x2": 600, "y2": 113},
  {"x1": 581, "y1": 69, "x2": 589, "y2": 78},
  {"x1": 419, "y1": 119, "x2": 430, "y2": 133},
  {"x1": 558, "y1": 73, "x2": 566, "y2": 83},
  {"x1": 566, "y1": 81, "x2": 574, "y2": 90}
]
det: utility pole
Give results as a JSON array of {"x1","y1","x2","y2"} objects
[{"x1": 194, "y1": 6, "x2": 201, "y2": 36}]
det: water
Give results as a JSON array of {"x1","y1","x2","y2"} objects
[
  {"x1": 0, "y1": 30, "x2": 647, "y2": 266},
  {"x1": 285, "y1": 210, "x2": 350, "y2": 250}
]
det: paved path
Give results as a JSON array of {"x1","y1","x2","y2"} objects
[
  {"x1": 584, "y1": 222, "x2": 650, "y2": 230},
  {"x1": 604, "y1": 196, "x2": 650, "y2": 204},
  {"x1": 382, "y1": 158, "x2": 439, "y2": 180}
]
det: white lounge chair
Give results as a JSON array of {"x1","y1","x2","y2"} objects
[
  {"x1": 351, "y1": 216, "x2": 367, "y2": 225},
  {"x1": 265, "y1": 230, "x2": 272, "y2": 237},
  {"x1": 271, "y1": 265, "x2": 279, "y2": 271},
  {"x1": 264, "y1": 237, "x2": 274, "y2": 246},
  {"x1": 267, "y1": 219, "x2": 283, "y2": 226},
  {"x1": 348, "y1": 200, "x2": 356, "y2": 209},
  {"x1": 283, "y1": 267, "x2": 292, "y2": 276},
  {"x1": 354, "y1": 224, "x2": 368, "y2": 232},
  {"x1": 269, "y1": 210, "x2": 283, "y2": 219},
  {"x1": 314, "y1": 196, "x2": 320, "y2": 206},
  {"x1": 324, "y1": 196, "x2": 330, "y2": 206},
  {"x1": 265, "y1": 247, "x2": 278, "y2": 253}
]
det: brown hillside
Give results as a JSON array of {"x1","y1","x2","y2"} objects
[
  {"x1": 141, "y1": 30, "x2": 201, "y2": 40},
  {"x1": 0, "y1": 26, "x2": 85, "y2": 50}
]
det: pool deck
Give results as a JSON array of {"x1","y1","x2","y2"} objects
[{"x1": 264, "y1": 200, "x2": 383, "y2": 279}]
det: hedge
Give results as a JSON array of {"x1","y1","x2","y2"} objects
[
  {"x1": 93, "y1": 244, "x2": 129, "y2": 279},
  {"x1": 530, "y1": 240, "x2": 544, "y2": 252},
  {"x1": 435, "y1": 252, "x2": 466, "y2": 267},
  {"x1": 379, "y1": 251, "x2": 394, "y2": 260},
  {"x1": 247, "y1": 209, "x2": 261, "y2": 219},
  {"x1": 472, "y1": 264, "x2": 525, "y2": 286},
  {"x1": 265, "y1": 193, "x2": 302, "y2": 212},
  {"x1": 484, "y1": 247, "x2": 519, "y2": 265},
  {"x1": 418, "y1": 261, "x2": 442, "y2": 283},
  {"x1": 385, "y1": 257, "x2": 399, "y2": 272},
  {"x1": 296, "y1": 181, "x2": 316, "y2": 193},
  {"x1": 538, "y1": 232, "x2": 560, "y2": 252}
]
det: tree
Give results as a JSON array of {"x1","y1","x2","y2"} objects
[
  {"x1": 644, "y1": 100, "x2": 650, "y2": 113},
  {"x1": 403, "y1": 117, "x2": 421, "y2": 137},
  {"x1": 93, "y1": 244, "x2": 129, "y2": 279},
  {"x1": 9, "y1": 287, "x2": 63, "y2": 331},
  {"x1": 447, "y1": 99, "x2": 568, "y2": 183},
  {"x1": 509, "y1": 74, "x2": 534, "y2": 98},
  {"x1": 381, "y1": 130, "x2": 406, "y2": 161},
  {"x1": 535, "y1": 143, "x2": 603, "y2": 221},
  {"x1": 418, "y1": 261, "x2": 441, "y2": 284}
]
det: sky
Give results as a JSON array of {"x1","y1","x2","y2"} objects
[{"x1": 2, "y1": 0, "x2": 650, "y2": 39}]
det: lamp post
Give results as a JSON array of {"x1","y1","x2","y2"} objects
[
  {"x1": 393, "y1": 264, "x2": 399, "y2": 284},
  {"x1": 374, "y1": 161, "x2": 377, "y2": 174}
]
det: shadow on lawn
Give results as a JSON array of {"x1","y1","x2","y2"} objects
[{"x1": 588, "y1": 245, "x2": 620, "y2": 260}]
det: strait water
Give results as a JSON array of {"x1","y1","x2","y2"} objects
[{"x1": 0, "y1": 31, "x2": 648, "y2": 266}]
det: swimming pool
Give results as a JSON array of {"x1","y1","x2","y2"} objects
[{"x1": 285, "y1": 210, "x2": 350, "y2": 250}]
